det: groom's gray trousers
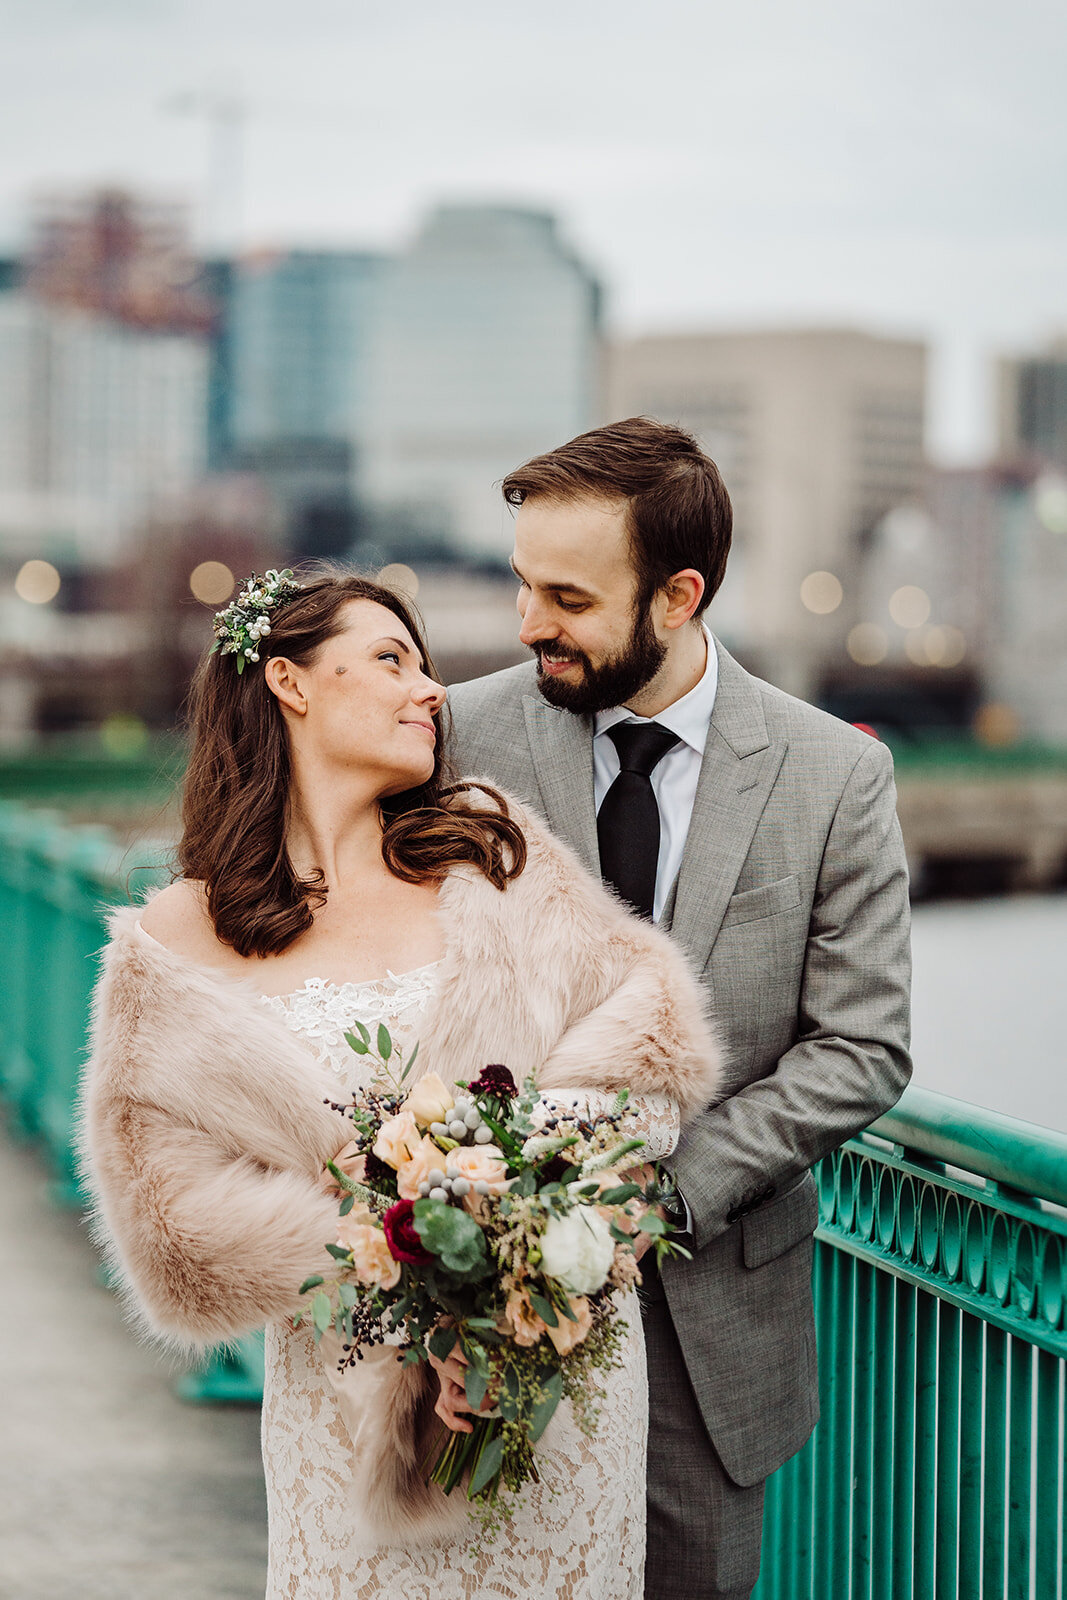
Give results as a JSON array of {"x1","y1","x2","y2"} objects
[{"x1": 641, "y1": 1257, "x2": 765, "y2": 1600}]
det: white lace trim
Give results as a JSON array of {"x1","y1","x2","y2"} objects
[{"x1": 261, "y1": 964, "x2": 440, "y2": 1077}]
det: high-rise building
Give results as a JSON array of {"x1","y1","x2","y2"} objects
[
  {"x1": 362, "y1": 205, "x2": 602, "y2": 557},
  {"x1": 606, "y1": 328, "x2": 926, "y2": 694},
  {"x1": 998, "y1": 340, "x2": 1067, "y2": 468},
  {"x1": 0, "y1": 294, "x2": 209, "y2": 566},
  {"x1": 226, "y1": 249, "x2": 388, "y2": 554}
]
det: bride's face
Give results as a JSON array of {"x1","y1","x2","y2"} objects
[{"x1": 271, "y1": 599, "x2": 446, "y2": 797}]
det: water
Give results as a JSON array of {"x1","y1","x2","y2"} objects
[{"x1": 909, "y1": 892, "x2": 1067, "y2": 1135}]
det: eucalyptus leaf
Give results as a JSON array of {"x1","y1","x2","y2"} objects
[
  {"x1": 468, "y1": 1433, "x2": 505, "y2": 1497},
  {"x1": 413, "y1": 1199, "x2": 490, "y2": 1277},
  {"x1": 297, "y1": 1275, "x2": 324, "y2": 1296},
  {"x1": 464, "y1": 1363, "x2": 488, "y2": 1412},
  {"x1": 598, "y1": 1183, "x2": 642, "y2": 1205},
  {"x1": 428, "y1": 1326, "x2": 458, "y2": 1363},
  {"x1": 528, "y1": 1291, "x2": 559, "y2": 1329},
  {"x1": 311, "y1": 1291, "x2": 332, "y2": 1333},
  {"x1": 529, "y1": 1370, "x2": 563, "y2": 1441},
  {"x1": 338, "y1": 1283, "x2": 358, "y2": 1309},
  {"x1": 376, "y1": 1022, "x2": 393, "y2": 1061},
  {"x1": 399, "y1": 1040, "x2": 420, "y2": 1083},
  {"x1": 344, "y1": 1032, "x2": 370, "y2": 1056},
  {"x1": 638, "y1": 1212, "x2": 668, "y2": 1235},
  {"x1": 325, "y1": 1242, "x2": 351, "y2": 1260}
]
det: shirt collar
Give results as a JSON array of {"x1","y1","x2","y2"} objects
[{"x1": 594, "y1": 627, "x2": 718, "y2": 756}]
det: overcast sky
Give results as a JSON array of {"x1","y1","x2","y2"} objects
[{"x1": 1, "y1": 0, "x2": 1064, "y2": 460}]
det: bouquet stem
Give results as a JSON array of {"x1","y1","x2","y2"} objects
[{"x1": 428, "y1": 1414, "x2": 502, "y2": 1500}]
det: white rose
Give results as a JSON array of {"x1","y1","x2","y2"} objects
[{"x1": 539, "y1": 1207, "x2": 616, "y2": 1296}]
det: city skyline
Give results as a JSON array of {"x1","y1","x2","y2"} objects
[{"x1": 1, "y1": 1, "x2": 1064, "y2": 464}]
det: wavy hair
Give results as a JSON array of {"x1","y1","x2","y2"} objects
[{"x1": 178, "y1": 572, "x2": 526, "y2": 957}]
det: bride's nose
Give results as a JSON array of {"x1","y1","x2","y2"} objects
[{"x1": 414, "y1": 674, "x2": 447, "y2": 712}]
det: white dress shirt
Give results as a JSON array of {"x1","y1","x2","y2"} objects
[{"x1": 593, "y1": 628, "x2": 718, "y2": 924}]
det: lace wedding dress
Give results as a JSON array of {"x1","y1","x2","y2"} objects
[{"x1": 260, "y1": 966, "x2": 680, "y2": 1600}]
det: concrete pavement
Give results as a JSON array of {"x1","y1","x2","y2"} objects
[{"x1": 0, "y1": 1120, "x2": 268, "y2": 1600}]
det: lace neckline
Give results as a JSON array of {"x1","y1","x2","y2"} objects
[{"x1": 263, "y1": 961, "x2": 442, "y2": 1004}]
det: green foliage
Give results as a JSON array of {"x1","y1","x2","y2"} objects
[{"x1": 413, "y1": 1198, "x2": 491, "y2": 1277}]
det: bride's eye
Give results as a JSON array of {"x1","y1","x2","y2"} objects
[{"x1": 378, "y1": 651, "x2": 402, "y2": 666}]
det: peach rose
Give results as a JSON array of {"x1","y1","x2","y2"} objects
[
  {"x1": 343, "y1": 1221, "x2": 402, "y2": 1290},
  {"x1": 401, "y1": 1071, "x2": 455, "y2": 1128},
  {"x1": 396, "y1": 1134, "x2": 450, "y2": 1201},
  {"x1": 450, "y1": 1144, "x2": 510, "y2": 1195},
  {"x1": 373, "y1": 1110, "x2": 422, "y2": 1170},
  {"x1": 320, "y1": 1139, "x2": 367, "y2": 1196},
  {"x1": 502, "y1": 1287, "x2": 548, "y2": 1348},
  {"x1": 335, "y1": 1202, "x2": 376, "y2": 1248},
  {"x1": 546, "y1": 1295, "x2": 594, "y2": 1356}
]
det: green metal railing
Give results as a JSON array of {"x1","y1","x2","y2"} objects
[
  {"x1": 0, "y1": 798, "x2": 262, "y2": 1401},
  {"x1": 755, "y1": 1090, "x2": 1067, "y2": 1600},
  {"x1": 2, "y1": 796, "x2": 1065, "y2": 1589}
]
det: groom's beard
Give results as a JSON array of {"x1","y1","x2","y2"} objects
[{"x1": 531, "y1": 607, "x2": 667, "y2": 716}]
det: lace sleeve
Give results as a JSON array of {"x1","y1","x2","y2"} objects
[{"x1": 530, "y1": 1089, "x2": 680, "y2": 1160}]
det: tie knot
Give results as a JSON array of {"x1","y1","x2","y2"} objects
[{"x1": 607, "y1": 721, "x2": 680, "y2": 777}]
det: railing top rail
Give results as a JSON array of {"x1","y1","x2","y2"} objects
[{"x1": 869, "y1": 1083, "x2": 1067, "y2": 1208}]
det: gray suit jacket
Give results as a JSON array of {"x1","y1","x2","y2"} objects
[{"x1": 446, "y1": 640, "x2": 912, "y2": 1486}]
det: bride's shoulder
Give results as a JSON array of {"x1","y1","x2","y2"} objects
[{"x1": 138, "y1": 879, "x2": 221, "y2": 964}]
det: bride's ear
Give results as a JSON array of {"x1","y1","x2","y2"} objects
[{"x1": 264, "y1": 656, "x2": 308, "y2": 716}]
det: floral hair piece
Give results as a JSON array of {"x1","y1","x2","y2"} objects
[{"x1": 211, "y1": 568, "x2": 302, "y2": 674}]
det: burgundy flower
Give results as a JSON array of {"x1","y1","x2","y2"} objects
[
  {"x1": 382, "y1": 1199, "x2": 434, "y2": 1265},
  {"x1": 468, "y1": 1064, "x2": 517, "y2": 1101}
]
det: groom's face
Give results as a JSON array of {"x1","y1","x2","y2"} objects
[{"x1": 511, "y1": 495, "x2": 667, "y2": 715}]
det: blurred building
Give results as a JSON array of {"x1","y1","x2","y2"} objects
[
  {"x1": 606, "y1": 327, "x2": 926, "y2": 696},
  {"x1": 0, "y1": 293, "x2": 209, "y2": 568},
  {"x1": 361, "y1": 205, "x2": 602, "y2": 559},
  {"x1": 226, "y1": 249, "x2": 388, "y2": 556},
  {"x1": 998, "y1": 339, "x2": 1067, "y2": 469},
  {"x1": 24, "y1": 188, "x2": 214, "y2": 334}
]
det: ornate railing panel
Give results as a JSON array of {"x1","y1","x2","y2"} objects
[{"x1": 755, "y1": 1088, "x2": 1067, "y2": 1600}]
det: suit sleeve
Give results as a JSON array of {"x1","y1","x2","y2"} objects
[{"x1": 667, "y1": 738, "x2": 912, "y2": 1249}]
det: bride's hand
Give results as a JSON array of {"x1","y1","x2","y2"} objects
[
  {"x1": 427, "y1": 1343, "x2": 497, "y2": 1434},
  {"x1": 619, "y1": 1161, "x2": 663, "y2": 1262}
]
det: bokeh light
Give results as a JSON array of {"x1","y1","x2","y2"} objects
[
  {"x1": 378, "y1": 562, "x2": 419, "y2": 599},
  {"x1": 922, "y1": 624, "x2": 967, "y2": 667},
  {"x1": 847, "y1": 624, "x2": 888, "y2": 665},
  {"x1": 15, "y1": 559, "x2": 61, "y2": 604},
  {"x1": 1034, "y1": 474, "x2": 1067, "y2": 534},
  {"x1": 189, "y1": 561, "x2": 235, "y2": 605},
  {"x1": 799, "y1": 571, "x2": 843, "y2": 615},
  {"x1": 100, "y1": 713, "x2": 149, "y2": 757},
  {"x1": 889, "y1": 585, "x2": 931, "y2": 629},
  {"x1": 974, "y1": 702, "x2": 1020, "y2": 747}
]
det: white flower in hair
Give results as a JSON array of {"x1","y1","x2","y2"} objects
[{"x1": 211, "y1": 567, "x2": 301, "y2": 675}]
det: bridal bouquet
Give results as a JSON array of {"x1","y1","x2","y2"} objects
[{"x1": 297, "y1": 1023, "x2": 687, "y2": 1530}]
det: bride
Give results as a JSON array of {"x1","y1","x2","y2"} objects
[{"x1": 79, "y1": 570, "x2": 721, "y2": 1600}]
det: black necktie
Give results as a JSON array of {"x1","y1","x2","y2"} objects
[{"x1": 597, "y1": 722, "x2": 680, "y2": 920}]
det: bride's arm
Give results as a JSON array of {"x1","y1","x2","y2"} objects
[{"x1": 84, "y1": 1097, "x2": 341, "y2": 1349}]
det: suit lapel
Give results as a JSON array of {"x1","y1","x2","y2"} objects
[
  {"x1": 667, "y1": 643, "x2": 788, "y2": 972},
  {"x1": 521, "y1": 696, "x2": 600, "y2": 874}
]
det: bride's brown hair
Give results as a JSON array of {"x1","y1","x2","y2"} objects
[{"x1": 178, "y1": 572, "x2": 526, "y2": 957}]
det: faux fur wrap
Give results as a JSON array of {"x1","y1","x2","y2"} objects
[{"x1": 78, "y1": 790, "x2": 722, "y2": 1538}]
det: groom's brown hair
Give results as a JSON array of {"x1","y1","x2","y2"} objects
[{"x1": 501, "y1": 416, "x2": 733, "y2": 615}]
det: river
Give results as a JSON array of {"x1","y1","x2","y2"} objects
[{"x1": 909, "y1": 891, "x2": 1067, "y2": 1135}]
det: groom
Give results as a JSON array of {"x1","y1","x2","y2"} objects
[{"x1": 445, "y1": 417, "x2": 912, "y2": 1599}]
